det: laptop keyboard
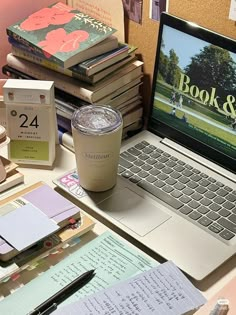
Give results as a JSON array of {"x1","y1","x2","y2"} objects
[{"x1": 118, "y1": 140, "x2": 236, "y2": 242}]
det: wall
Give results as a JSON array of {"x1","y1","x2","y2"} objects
[
  {"x1": 125, "y1": 0, "x2": 236, "y2": 117},
  {"x1": 0, "y1": 0, "x2": 67, "y2": 79}
]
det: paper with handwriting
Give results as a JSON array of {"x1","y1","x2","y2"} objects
[
  {"x1": 0, "y1": 231, "x2": 158, "y2": 315},
  {"x1": 53, "y1": 260, "x2": 206, "y2": 315}
]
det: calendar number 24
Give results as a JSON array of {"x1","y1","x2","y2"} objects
[{"x1": 19, "y1": 114, "x2": 39, "y2": 128}]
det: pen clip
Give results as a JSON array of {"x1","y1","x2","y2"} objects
[{"x1": 41, "y1": 303, "x2": 57, "y2": 315}]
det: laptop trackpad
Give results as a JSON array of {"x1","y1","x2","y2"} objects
[{"x1": 97, "y1": 188, "x2": 171, "y2": 236}]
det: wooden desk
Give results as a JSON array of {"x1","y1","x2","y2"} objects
[{"x1": 0, "y1": 144, "x2": 236, "y2": 305}]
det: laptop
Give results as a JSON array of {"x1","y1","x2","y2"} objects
[{"x1": 54, "y1": 13, "x2": 236, "y2": 281}]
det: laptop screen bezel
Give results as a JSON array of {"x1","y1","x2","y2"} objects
[{"x1": 148, "y1": 12, "x2": 236, "y2": 174}]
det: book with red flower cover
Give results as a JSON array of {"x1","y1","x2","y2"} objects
[{"x1": 6, "y1": 1, "x2": 117, "y2": 69}]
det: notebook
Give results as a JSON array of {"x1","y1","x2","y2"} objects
[{"x1": 54, "y1": 13, "x2": 236, "y2": 281}]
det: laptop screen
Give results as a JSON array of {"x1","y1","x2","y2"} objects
[{"x1": 149, "y1": 13, "x2": 236, "y2": 173}]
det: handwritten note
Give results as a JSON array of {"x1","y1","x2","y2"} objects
[
  {"x1": 0, "y1": 231, "x2": 158, "y2": 315},
  {"x1": 53, "y1": 261, "x2": 206, "y2": 315}
]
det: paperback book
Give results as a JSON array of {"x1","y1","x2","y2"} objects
[
  {"x1": 6, "y1": 53, "x2": 143, "y2": 103},
  {"x1": 6, "y1": 2, "x2": 117, "y2": 68},
  {"x1": 11, "y1": 45, "x2": 135, "y2": 85}
]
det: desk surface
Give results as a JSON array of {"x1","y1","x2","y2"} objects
[{"x1": 0, "y1": 144, "x2": 236, "y2": 304}]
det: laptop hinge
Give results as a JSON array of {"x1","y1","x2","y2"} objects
[{"x1": 161, "y1": 138, "x2": 236, "y2": 183}]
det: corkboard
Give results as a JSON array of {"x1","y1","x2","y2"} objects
[{"x1": 125, "y1": 0, "x2": 236, "y2": 117}]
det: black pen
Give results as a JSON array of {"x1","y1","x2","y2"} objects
[{"x1": 28, "y1": 269, "x2": 95, "y2": 315}]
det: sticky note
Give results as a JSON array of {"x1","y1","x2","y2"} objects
[{"x1": 0, "y1": 204, "x2": 59, "y2": 251}]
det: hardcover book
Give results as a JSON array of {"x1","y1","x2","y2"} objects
[{"x1": 6, "y1": 2, "x2": 117, "y2": 69}]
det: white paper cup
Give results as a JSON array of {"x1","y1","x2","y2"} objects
[{"x1": 71, "y1": 105, "x2": 123, "y2": 192}]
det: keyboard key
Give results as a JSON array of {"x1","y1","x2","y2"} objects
[
  {"x1": 204, "y1": 191, "x2": 216, "y2": 199},
  {"x1": 127, "y1": 147, "x2": 141, "y2": 156},
  {"x1": 174, "y1": 183, "x2": 185, "y2": 190},
  {"x1": 141, "y1": 164, "x2": 153, "y2": 171},
  {"x1": 174, "y1": 165, "x2": 185, "y2": 172},
  {"x1": 190, "y1": 174, "x2": 201, "y2": 182},
  {"x1": 143, "y1": 147, "x2": 154, "y2": 154},
  {"x1": 135, "y1": 142, "x2": 146, "y2": 150},
  {"x1": 158, "y1": 156, "x2": 169, "y2": 163},
  {"x1": 149, "y1": 168, "x2": 161, "y2": 176},
  {"x1": 150, "y1": 152, "x2": 162, "y2": 159},
  {"x1": 218, "y1": 209, "x2": 230, "y2": 217},
  {"x1": 213, "y1": 196, "x2": 225, "y2": 205},
  {"x1": 200, "y1": 198, "x2": 212, "y2": 206},
  {"x1": 188, "y1": 200, "x2": 200, "y2": 209},
  {"x1": 209, "y1": 203, "x2": 221, "y2": 212},
  {"x1": 171, "y1": 190, "x2": 183, "y2": 198},
  {"x1": 154, "y1": 163, "x2": 165, "y2": 169},
  {"x1": 179, "y1": 195, "x2": 191, "y2": 204},
  {"x1": 121, "y1": 170, "x2": 133, "y2": 178},
  {"x1": 208, "y1": 223, "x2": 223, "y2": 233},
  {"x1": 187, "y1": 181, "x2": 198, "y2": 189},
  {"x1": 146, "y1": 175, "x2": 157, "y2": 183},
  {"x1": 120, "y1": 151, "x2": 137, "y2": 162},
  {"x1": 137, "y1": 181, "x2": 183, "y2": 209},
  {"x1": 189, "y1": 211, "x2": 202, "y2": 220},
  {"x1": 162, "y1": 167, "x2": 173, "y2": 174},
  {"x1": 119, "y1": 157, "x2": 133, "y2": 168},
  {"x1": 130, "y1": 175, "x2": 141, "y2": 183},
  {"x1": 191, "y1": 192, "x2": 203, "y2": 201},
  {"x1": 166, "y1": 161, "x2": 177, "y2": 168},
  {"x1": 197, "y1": 206, "x2": 210, "y2": 214},
  {"x1": 223, "y1": 201, "x2": 234, "y2": 210},
  {"x1": 207, "y1": 211, "x2": 220, "y2": 221},
  {"x1": 157, "y1": 173, "x2": 169, "y2": 180},
  {"x1": 118, "y1": 165, "x2": 126, "y2": 174},
  {"x1": 139, "y1": 153, "x2": 149, "y2": 161},
  {"x1": 196, "y1": 186, "x2": 207, "y2": 194},
  {"x1": 225, "y1": 194, "x2": 236, "y2": 203},
  {"x1": 170, "y1": 172, "x2": 181, "y2": 179},
  {"x1": 154, "y1": 180, "x2": 166, "y2": 188},
  {"x1": 228, "y1": 214, "x2": 236, "y2": 224},
  {"x1": 130, "y1": 166, "x2": 141, "y2": 173},
  {"x1": 166, "y1": 178, "x2": 177, "y2": 185},
  {"x1": 163, "y1": 185, "x2": 174, "y2": 193},
  {"x1": 180, "y1": 206, "x2": 192, "y2": 215},
  {"x1": 179, "y1": 176, "x2": 190, "y2": 184},
  {"x1": 218, "y1": 218, "x2": 236, "y2": 234},
  {"x1": 219, "y1": 230, "x2": 235, "y2": 240},
  {"x1": 199, "y1": 179, "x2": 211, "y2": 187},
  {"x1": 208, "y1": 183, "x2": 219, "y2": 192},
  {"x1": 146, "y1": 158, "x2": 157, "y2": 165},
  {"x1": 182, "y1": 169, "x2": 193, "y2": 177},
  {"x1": 198, "y1": 217, "x2": 212, "y2": 227},
  {"x1": 133, "y1": 159, "x2": 145, "y2": 167},
  {"x1": 217, "y1": 189, "x2": 229, "y2": 197},
  {"x1": 182, "y1": 187, "x2": 194, "y2": 196},
  {"x1": 137, "y1": 171, "x2": 149, "y2": 178}
]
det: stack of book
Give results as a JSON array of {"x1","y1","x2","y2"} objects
[{"x1": 3, "y1": 1, "x2": 144, "y2": 150}]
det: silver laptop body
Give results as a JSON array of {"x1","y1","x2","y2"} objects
[{"x1": 55, "y1": 13, "x2": 236, "y2": 281}]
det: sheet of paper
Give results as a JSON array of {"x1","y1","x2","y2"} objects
[
  {"x1": 68, "y1": 0, "x2": 125, "y2": 42},
  {"x1": 0, "y1": 204, "x2": 59, "y2": 251},
  {"x1": 0, "y1": 231, "x2": 158, "y2": 315},
  {"x1": 229, "y1": 0, "x2": 236, "y2": 20},
  {"x1": 53, "y1": 261, "x2": 206, "y2": 315}
]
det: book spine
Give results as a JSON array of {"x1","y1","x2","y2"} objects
[
  {"x1": 11, "y1": 45, "x2": 94, "y2": 84},
  {"x1": 7, "y1": 31, "x2": 63, "y2": 67},
  {"x1": 6, "y1": 54, "x2": 93, "y2": 103},
  {"x1": 58, "y1": 127, "x2": 74, "y2": 152}
]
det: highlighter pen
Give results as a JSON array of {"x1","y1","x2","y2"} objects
[{"x1": 28, "y1": 269, "x2": 95, "y2": 315}]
